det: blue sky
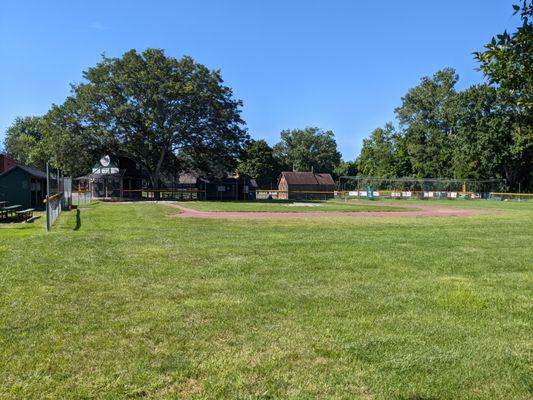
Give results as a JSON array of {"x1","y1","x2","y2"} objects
[{"x1": 0, "y1": 0, "x2": 519, "y2": 160}]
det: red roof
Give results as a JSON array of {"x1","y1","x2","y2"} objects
[
  {"x1": 280, "y1": 171, "x2": 335, "y2": 186},
  {"x1": 0, "y1": 154, "x2": 19, "y2": 174},
  {"x1": 314, "y1": 173, "x2": 335, "y2": 185}
]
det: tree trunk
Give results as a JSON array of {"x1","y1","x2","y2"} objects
[{"x1": 152, "y1": 146, "x2": 168, "y2": 200}]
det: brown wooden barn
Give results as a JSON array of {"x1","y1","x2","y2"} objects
[{"x1": 278, "y1": 171, "x2": 335, "y2": 200}]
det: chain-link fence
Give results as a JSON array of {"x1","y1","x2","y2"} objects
[
  {"x1": 73, "y1": 191, "x2": 93, "y2": 206},
  {"x1": 337, "y1": 177, "x2": 507, "y2": 200},
  {"x1": 45, "y1": 163, "x2": 72, "y2": 231},
  {"x1": 489, "y1": 192, "x2": 533, "y2": 201}
]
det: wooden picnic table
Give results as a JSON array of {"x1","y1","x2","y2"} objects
[
  {"x1": 16, "y1": 208, "x2": 35, "y2": 222},
  {"x1": 0, "y1": 205, "x2": 21, "y2": 221}
]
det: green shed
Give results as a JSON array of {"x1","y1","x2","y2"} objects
[{"x1": 0, "y1": 165, "x2": 47, "y2": 209}]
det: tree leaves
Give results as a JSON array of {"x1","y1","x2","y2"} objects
[
  {"x1": 237, "y1": 139, "x2": 280, "y2": 185},
  {"x1": 72, "y1": 49, "x2": 248, "y2": 184},
  {"x1": 355, "y1": 71, "x2": 529, "y2": 190},
  {"x1": 273, "y1": 127, "x2": 341, "y2": 174}
]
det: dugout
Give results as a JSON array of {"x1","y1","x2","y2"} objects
[
  {"x1": 0, "y1": 165, "x2": 47, "y2": 209},
  {"x1": 204, "y1": 174, "x2": 258, "y2": 201},
  {"x1": 84, "y1": 155, "x2": 150, "y2": 200}
]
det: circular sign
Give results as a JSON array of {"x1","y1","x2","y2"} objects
[{"x1": 100, "y1": 155, "x2": 111, "y2": 167}]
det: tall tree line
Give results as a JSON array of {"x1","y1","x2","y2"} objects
[
  {"x1": 3, "y1": 2, "x2": 531, "y2": 190},
  {"x1": 237, "y1": 127, "x2": 345, "y2": 185},
  {"x1": 357, "y1": 2, "x2": 532, "y2": 191},
  {"x1": 3, "y1": 49, "x2": 249, "y2": 184},
  {"x1": 3, "y1": 50, "x2": 343, "y2": 186}
]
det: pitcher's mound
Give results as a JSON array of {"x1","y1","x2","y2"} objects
[{"x1": 287, "y1": 202, "x2": 322, "y2": 207}]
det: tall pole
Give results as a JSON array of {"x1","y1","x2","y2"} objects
[
  {"x1": 58, "y1": 169, "x2": 62, "y2": 209},
  {"x1": 46, "y1": 161, "x2": 51, "y2": 232}
]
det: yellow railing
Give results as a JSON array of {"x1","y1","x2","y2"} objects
[
  {"x1": 255, "y1": 189, "x2": 334, "y2": 194},
  {"x1": 43, "y1": 192, "x2": 63, "y2": 204},
  {"x1": 122, "y1": 189, "x2": 205, "y2": 193},
  {"x1": 490, "y1": 192, "x2": 533, "y2": 197}
]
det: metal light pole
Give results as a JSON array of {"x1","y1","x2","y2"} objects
[{"x1": 46, "y1": 161, "x2": 51, "y2": 232}]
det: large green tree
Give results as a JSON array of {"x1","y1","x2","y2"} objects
[
  {"x1": 38, "y1": 98, "x2": 110, "y2": 177},
  {"x1": 3, "y1": 116, "x2": 46, "y2": 167},
  {"x1": 474, "y1": 1, "x2": 533, "y2": 113},
  {"x1": 352, "y1": 3, "x2": 532, "y2": 190},
  {"x1": 356, "y1": 123, "x2": 409, "y2": 178},
  {"x1": 273, "y1": 127, "x2": 341, "y2": 174},
  {"x1": 73, "y1": 48, "x2": 248, "y2": 185},
  {"x1": 237, "y1": 139, "x2": 279, "y2": 186},
  {"x1": 474, "y1": 1, "x2": 532, "y2": 190},
  {"x1": 395, "y1": 68, "x2": 458, "y2": 178},
  {"x1": 450, "y1": 85, "x2": 520, "y2": 183},
  {"x1": 334, "y1": 160, "x2": 358, "y2": 179},
  {"x1": 3, "y1": 103, "x2": 109, "y2": 177}
]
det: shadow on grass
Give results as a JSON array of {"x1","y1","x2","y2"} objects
[
  {"x1": 25, "y1": 215, "x2": 41, "y2": 223},
  {"x1": 74, "y1": 209, "x2": 81, "y2": 231},
  {"x1": 0, "y1": 215, "x2": 41, "y2": 225}
]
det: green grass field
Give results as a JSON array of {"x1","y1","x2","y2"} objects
[
  {"x1": 176, "y1": 199, "x2": 409, "y2": 212},
  {"x1": 0, "y1": 200, "x2": 532, "y2": 399}
]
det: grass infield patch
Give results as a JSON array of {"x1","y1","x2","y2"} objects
[{"x1": 175, "y1": 200, "x2": 411, "y2": 213}]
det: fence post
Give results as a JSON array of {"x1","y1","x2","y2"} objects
[{"x1": 46, "y1": 162, "x2": 51, "y2": 232}]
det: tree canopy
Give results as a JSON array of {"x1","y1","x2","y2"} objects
[
  {"x1": 355, "y1": 2, "x2": 532, "y2": 191},
  {"x1": 334, "y1": 160, "x2": 358, "y2": 179},
  {"x1": 237, "y1": 139, "x2": 280, "y2": 185},
  {"x1": 3, "y1": 49, "x2": 248, "y2": 184},
  {"x1": 4, "y1": 116, "x2": 45, "y2": 167},
  {"x1": 74, "y1": 49, "x2": 248, "y2": 184},
  {"x1": 356, "y1": 70, "x2": 529, "y2": 189},
  {"x1": 3, "y1": 4, "x2": 531, "y2": 191},
  {"x1": 273, "y1": 127, "x2": 341, "y2": 174},
  {"x1": 395, "y1": 68, "x2": 458, "y2": 178},
  {"x1": 357, "y1": 123, "x2": 401, "y2": 178},
  {"x1": 474, "y1": 0, "x2": 533, "y2": 114}
]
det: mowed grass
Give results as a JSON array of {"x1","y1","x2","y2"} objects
[
  {"x1": 0, "y1": 201, "x2": 532, "y2": 399},
  {"x1": 176, "y1": 199, "x2": 409, "y2": 212}
]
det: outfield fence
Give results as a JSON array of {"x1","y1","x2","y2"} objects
[
  {"x1": 336, "y1": 189, "x2": 484, "y2": 200},
  {"x1": 255, "y1": 189, "x2": 532, "y2": 201},
  {"x1": 70, "y1": 185, "x2": 532, "y2": 205},
  {"x1": 489, "y1": 192, "x2": 533, "y2": 201},
  {"x1": 337, "y1": 190, "x2": 533, "y2": 201},
  {"x1": 338, "y1": 176, "x2": 507, "y2": 195}
]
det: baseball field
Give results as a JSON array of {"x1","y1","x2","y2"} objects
[{"x1": 0, "y1": 199, "x2": 531, "y2": 399}]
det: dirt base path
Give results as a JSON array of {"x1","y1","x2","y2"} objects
[{"x1": 165, "y1": 203, "x2": 492, "y2": 220}]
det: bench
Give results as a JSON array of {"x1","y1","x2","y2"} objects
[
  {"x1": 1, "y1": 205, "x2": 20, "y2": 222},
  {"x1": 15, "y1": 208, "x2": 34, "y2": 222}
]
